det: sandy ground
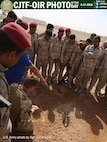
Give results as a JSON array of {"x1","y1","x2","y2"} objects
[
  {"x1": 10, "y1": 22, "x2": 107, "y2": 142},
  {"x1": 11, "y1": 82, "x2": 107, "y2": 142}
]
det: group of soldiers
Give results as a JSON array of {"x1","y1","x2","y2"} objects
[
  {"x1": 0, "y1": 10, "x2": 107, "y2": 141},
  {"x1": 0, "y1": 11, "x2": 42, "y2": 142},
  {"x1": 27, "y1": 20, "x2": 107, "y2": 103}
]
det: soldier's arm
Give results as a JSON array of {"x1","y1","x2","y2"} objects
[
  {"x1": 69, "y1": 46, "x2": 78, "y2": 65},
  {"x1": 33, "y1": 39, "x2": 38, "y2": 55},
  {"x1": 83, "y1": 45, "x2": 91, "y2": 57},
  {"x1": 29, "y1": 65, "x2": 48, "y2": 87},
  {"x1": 60, "y1": 42, "x2": 66, "y2": 63},
  {"x1": 95, "y1": 49, "x2": 104, "y2": 69},
  {"x1": 49, "y1": 40, "x2": 54, "y2": 56},
  {"x1": 36, "y1": 39, "x2": 40, "y2": 55}
]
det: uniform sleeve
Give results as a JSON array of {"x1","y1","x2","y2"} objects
[
  {"x1": 33, "y1": 39, "x2": 38, "y2": 54},
  {"x1": 69, "y1": 45, "x2": 78, "y2": 65},
  {"x1": 61, "y1": 42, "x2": 66, "y2": 63},
  {"x1": 36, "y1": 39, "x2": 41, "y2": 55},
  {"x1": 83, "y1": 45, "x2": 91, "y2": 57},
  {"x1": 49, "y1": 40, "x2": 54, "y2": 58},
  {"x1": 20, "y1": 91, "x2": 32, "y2": 120}
]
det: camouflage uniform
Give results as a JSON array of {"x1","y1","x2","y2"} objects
[
  {"x1": 59, "y1": 40, "x2": 78, "y2": 81},
  {"x1": 75, "y1": 45, "x2": 104, "y2": 91},
  {"x1": 0, "y1": 19, "x2": 7, "y2": 29},
  {"x1": 48, "y1": 36, "x2": 63, "y2": 82},
  {"x1": 26, "y1": 32, "x2": 38, "y2": 63},
  {"x1": 93, "y1": 48, "x2": 107, "y2": 94},
  {"x1": 0, "y1": 65, "x2": 12, "y2": 142},
  {"x1": 68, "y1": 45, "x2": 83, "y2": 85},
  {"x1": 9, "y1": 83, "x2": 33, "y2": 132},
  {"x1": 36, "y1": 37, "x2": 51, "y2": 78}
]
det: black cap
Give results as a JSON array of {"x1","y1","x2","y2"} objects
[
  {"x1": 86, "y1": 38, "x2": 92, "y2": 44},
  {"x1": 45, "y1": 29, "x2": 52, "y2": 37},
  {"x1": 7, "y1": 11, "x2": 17, "y2": 20},
  {"x1": 94, "y1": 36, "x2": 101, "y2": 42},
  {"x1": 90, "y1": 33, "x2": 96, "y2": 37},
  {"x1": 70, "y1": 34, "x2": 76, "y2": 39},
  {"x1": 47, "y1": 23, "x2": 54, "y2": 29}
]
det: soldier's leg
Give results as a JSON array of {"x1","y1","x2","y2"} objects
[
  {"x1": 47, "y1": 60, "x2": 54, "y2": 84},
  {"x1": 36, "y1": 60, "x2": 41, "y2": 70},
  {"x1": 82, "y1": 69, "x2": 93, "y2": 91},
  {"x1": 62, "y1": 66, "x2": 69, "y2": 81},
  {"x1": 67, "y1": 63, "x2": 77, "y2": 86},
  {"x1": 58, "y1": 64, "x2": 65, "y2": 81},
  {"x1": 48, "y1": 59, "x2": 54, "y2": 77},
  {"x1": 52, "y1": 62, "x2": 60, "y2": 82},
  {"x1": 74, "y1": 69, "x2": 85, "y2": 93},
  {"x1": 88, "y1": 70, "x2": 101, "y2": 91},
  {"x1": 42, "y1": 62, "x2": 48, "y2": 79},
  {"x1": 95, "y1": 73, "x2": 107, "y2": 95},
  {"x1": 74, "y1": 65, "x2": 84, "y2": 86}
]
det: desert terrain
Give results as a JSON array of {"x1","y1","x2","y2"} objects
[{"x1": 1, "y1": 14, "x2": 107, "y2": 142}]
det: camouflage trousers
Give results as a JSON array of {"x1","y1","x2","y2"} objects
[
  {"x1": 68, "y1": 62, "x2": 80, "y2": 84},
  {"x1": 95, "y1": 70, "x2": 107, "y2": 93},
  {"x1": 36, "y1": 59, "x2": 48, "y2": 78},
  {"x1": 48, "y1": 59, "x2": 60, "y2": 80},
  {"x1": 75, "y1": 66, "x2": 95, "y2": 89},
  {"x1": 88, "y1": 68, "x2": 101, "y2": 90}
]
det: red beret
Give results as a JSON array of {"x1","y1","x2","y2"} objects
[
  {"x1": 29, "y1": 22, "x2": 37, "y2": 28},
  {"x1": 20, "y1": 21, "x2": 28, "y2": 30},
  {"x1": 65, "y1": 28, "x2": 71, "y2": 32},
  {"x1": 2, "y1": 23, "x2": 31, "y2": 50},
  {"x1": 59, "y1": 27, "x2": 64, "y2": 32}
]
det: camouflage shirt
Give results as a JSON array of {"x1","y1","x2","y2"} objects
[
  {"x1": 26, "y1": 32, "x2": 38, "y2": 58},
  {"x1": 37, "y1": 37, "x2": 51, "y2": 61},
  {"x1": 9, "y1": 83, "x2": 33, "y2": 132},
  {"x1": 49, "y1": 36, "x2": 63, "y2": 60},
  {"x1": 61, "y1": 40, "x2": 78, "y2": 64},
  {"x1": 83, "y1": 45, "x2": 104, "y2": 68},
  {"x1": 0, "y1": 64, "x2": 12, "y2": 138}
]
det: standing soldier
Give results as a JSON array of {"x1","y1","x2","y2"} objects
[
  {"x1": 47, "y1": 27, "x2": 64, "y2": 84},
  {"x1": 74, "y1": 36, "x2": 104, "y2": 93},
  {"x1": 36, "y1": 29, "x2": 52, "y2": 79},
  {"x1": 67, "y1": 40, "x2": 85, "y2": 88},
  {"x1": 63, "y1": 28, "x2": 71, "y2": 42},
  {"x1": 90, "y1": 33, "x2": 96, "y2": 44},
  {"x1": 88, "y1": 42, "x2": 107, "y2": 96},
  {"x1": 38, "y1": 23, "x2": 54, "y2": 38},
  {"x1": 27, "y1": 22, "x2": 38, "y2": 63},
  {"x1": 0, "y1": 23, "x2": 31, "y2": 142},
  {"x1": 0, "y1": 11, "x2": 17, "y2": 28},
  {"x1": 58, "y1": 34, "x2": 78, "y2": 84}
]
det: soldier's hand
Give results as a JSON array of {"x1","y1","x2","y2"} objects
[
  {"x1": 40, "y1": 78, "x2": 48, "y2": 88},
  {"x1": 31, "y1": 105, "x2": 39, "y2": 113}
]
